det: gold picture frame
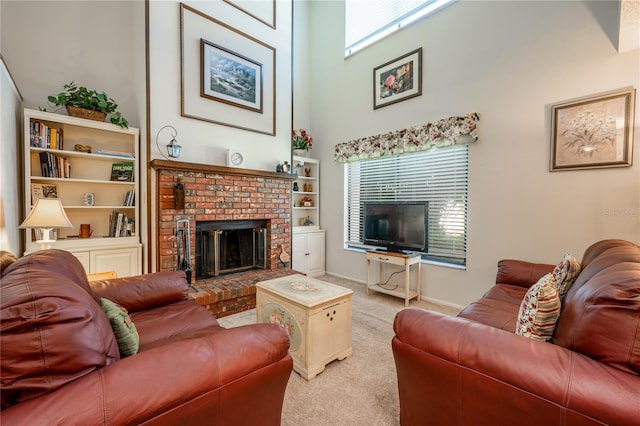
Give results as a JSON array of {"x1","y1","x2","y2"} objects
[{"x1": 550, "y1": 88, "x2": 635, "y2": 171}]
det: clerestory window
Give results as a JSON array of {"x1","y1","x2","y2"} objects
[{"x1": 345, "y1": 0, "x2": 456, "y2": 57}]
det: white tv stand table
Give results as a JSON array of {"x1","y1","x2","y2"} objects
[{"x1": 366, "y1": 250, "x2": 422, "y2": 307}]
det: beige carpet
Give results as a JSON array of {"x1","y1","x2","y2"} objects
[{"x1": 217, "y1": 274, "x2": 458, "y2": 426}]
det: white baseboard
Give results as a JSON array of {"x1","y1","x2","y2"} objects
[{"x1": 324, "y1": 271, "x2": 464, "y2": 316}]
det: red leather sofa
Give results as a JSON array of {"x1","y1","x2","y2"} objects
[
  {"x1": 1, "y1": 249, "x2": 293, "y2": 425},
  {"x1": 392, "y1": 239, "x2": 640, "y2": 425}
]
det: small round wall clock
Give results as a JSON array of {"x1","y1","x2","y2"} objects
[{"x1": 226, "y1": 149, "x2": 245, "y2": 168}]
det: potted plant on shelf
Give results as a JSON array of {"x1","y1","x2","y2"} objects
[
  {"x1": 292, "y1": 128, "x2": 313, "y2": 156},
  {"x1": 45, "y1": 82, "x2": 129, "y2": 128}
]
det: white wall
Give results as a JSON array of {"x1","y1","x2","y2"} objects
[
  {"x1": 0, "y1": 57, "x2": 23, "y2": 255},
  {"x1": 309, "y1": 0, "x2": 640, "y2": 307},
  {"x1": 148, "y1": 1, "x2": 292, "y2": 168},
  {"x1": 1, "y1": 0, "x2": 146, "y2": 257}
]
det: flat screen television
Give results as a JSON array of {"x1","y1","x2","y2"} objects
[{"x1": 363, "y1": 201, "x2": 428, "y2": 253}]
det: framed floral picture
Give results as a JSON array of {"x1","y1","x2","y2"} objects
[
  {"x1": 550, "y1": 88, "x2": 636, "y2": 171},
  {"x1": 373, "y1": 48, "x2": 422, "y2": 110}
]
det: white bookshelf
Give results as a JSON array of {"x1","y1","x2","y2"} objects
[{"x1": 23, "y1": 108, "x2": 141, "y2": 276}]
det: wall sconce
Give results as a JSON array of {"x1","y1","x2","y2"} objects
[
  {"x1": 19, "y1": 198, "x2": 73, "y2": 250},
  {"x1": 156, "y1": 125, "x2": 182, "y2": 160}
]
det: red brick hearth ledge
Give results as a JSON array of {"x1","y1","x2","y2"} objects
[{"x1": 190, "y1": 269, "x2": 300, "y2": 318}]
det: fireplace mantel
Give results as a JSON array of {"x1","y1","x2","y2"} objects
[{"x1": 150, "y1": 159, "x2": 296, "y2": 180}]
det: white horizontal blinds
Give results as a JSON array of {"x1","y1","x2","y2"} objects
[
  {"x1": 344, "y1": 145, "x2": 468, "y2": 263},
  {"x1": 345, "y1": 0, "x2": 455, "y2": 56},
  {"x1": 345, "y1": 0, "x2": 426, "y2": 50}
]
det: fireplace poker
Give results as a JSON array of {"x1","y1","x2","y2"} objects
[{"x1": 175, "y1": 219, "x2": 194, "y2": 287}]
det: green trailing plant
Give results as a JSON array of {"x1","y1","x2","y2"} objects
[{"x1": 45, "y1": 82, "x2": 129, "y2": 128}]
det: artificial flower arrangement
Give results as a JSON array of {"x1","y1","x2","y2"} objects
[{"x1": 292, "y1": 128, "x2": 313, "y2": 151}]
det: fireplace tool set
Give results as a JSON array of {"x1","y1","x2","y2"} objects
[{"x1": 176, "y1": 219, "x2": 194, "y2": 288}]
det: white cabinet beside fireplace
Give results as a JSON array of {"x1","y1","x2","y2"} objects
[
  {"x1": 292, "y1": 229, "x2": 325, "y2": 277},
  {"x1": 69, "y1": 246, "x2": 141, "y2": 277}
]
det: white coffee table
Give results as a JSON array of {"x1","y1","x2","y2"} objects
[{"x1": 256, "y1": 274, "x2": 353, "y2": 380}]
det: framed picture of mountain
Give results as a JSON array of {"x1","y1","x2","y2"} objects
[{"x1": 201, "y1": 39, "x2": 263, "y2": 113}]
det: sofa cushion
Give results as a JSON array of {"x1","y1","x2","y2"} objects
[
  {"x1": 516, "y1": 273, "x2": 561, "y2": 341},
  {"x1": 0, "y1": 252, "x2": 119, "y2": 408},
  {"x1": 553, "y1": 239, "x2": 640, "y2": 375},
  {"x1": 101, "y1": 298, "x2": 140, "y2": 357},
  {"x1": 458, "y1": 297, "x2": 521, "y2": 332},
  {"x1": 131, "y1": 300, "x2": 223, "y2": 351},
  {"x1": 89, "y1": 271, "x2": 188, "y2": 312},
  {"x1": 552, "y1": 253, "x2": 581, "y2": 300}
]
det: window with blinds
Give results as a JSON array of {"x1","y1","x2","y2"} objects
[
  {"x1": 344, "y1": 145, "x2": 468, "y2": 265},
  {"x1": 345, "y1": 0, "x2": 456, "y2": 57}
]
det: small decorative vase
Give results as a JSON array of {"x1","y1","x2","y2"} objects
[{"x1": 293, "y1": 149, "x2": 307, "y2": 157}]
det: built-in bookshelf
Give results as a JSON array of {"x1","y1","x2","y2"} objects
[
  {"x1": 291, "y1": 155, "x2": 325, "y2": 276},
  {"x1": 23, "y1": 108, "x2": 142, "y2": 276},
  {"x1": 292, "y1": 155, "x2": 320, "y2": 230}
]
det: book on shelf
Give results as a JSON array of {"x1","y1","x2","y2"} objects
[
  {"x1": 30, "y1": 120, "x2": 63, "y2": 149},
  {"x1": 109, "y1": 210, "x2": 135, "y2": 237},
  {"x1": 38, "y1": 151, "x2": 70, "y2": 178},
  {"x1": 110, "y1": 163, "x2": 134, "y2": 182},
  {"x1": 95, "y1": 149, "x2": 134, "y2": 158},
  {"x1": 31, "y1": 183, "x2": 59, "y2": 203},
  {"x1": 123, "y1": 189, "x2": 135, "y2": 206}
]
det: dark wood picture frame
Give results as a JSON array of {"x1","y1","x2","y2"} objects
[
  {"x1": 373, "y1": 48, "x2": 422, "y2": 110},
  {"x1": 201, "y1": 39, "x2": 263, "y2": 113}
]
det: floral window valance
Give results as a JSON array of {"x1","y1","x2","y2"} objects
[{"x1": 334, "y1": 112, "x2": 480, "y2": 163}]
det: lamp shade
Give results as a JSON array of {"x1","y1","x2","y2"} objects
[{"x1": 19, "y1": 198, "x2": 73, "y2": 229}]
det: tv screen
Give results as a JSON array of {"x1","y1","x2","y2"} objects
[{"x1": 363, "y1": 202, "x2": 428, "y2": 253}]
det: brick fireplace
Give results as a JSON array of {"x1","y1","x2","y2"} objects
[{"x1": 151, "y1": 159, "x2": 297, "y2": 317}]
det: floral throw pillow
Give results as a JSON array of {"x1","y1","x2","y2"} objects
[
  {"x1": 516, "y1": 273, "x2": 561, "y2": 341},
  {"x1": 552, "y1": 253, "x2": 581, "y2": 300},
  {"x1": 100, "y1": 298, "x2": 140, "y2": 357}
]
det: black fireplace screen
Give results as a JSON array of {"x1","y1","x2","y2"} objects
[{"x1": 195, "y1": 220, "x2": 267, "y2": 279}]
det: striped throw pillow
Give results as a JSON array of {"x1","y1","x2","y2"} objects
[
  {"x1": 516, "y1": 273, "x2": 561, "y2": 341},
  {"x1": 552, "y1": 253, "x2": 581, "y2": 300}
]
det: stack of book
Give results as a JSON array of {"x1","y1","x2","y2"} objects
[
  {"x1": 39, "y1": 152, "x2": 70, "y2": 178},
  {"x1": 109, "y1": 211, "x2": 135, "y2": 237},
  {"x1": 30, "y1": 120, "x2": 63, "y2": 149},
  {"x1": 123, "y1": 189, "x2": 135, "y2": 207}
]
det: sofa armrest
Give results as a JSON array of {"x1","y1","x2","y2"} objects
[
  {"x1": 89, "y1": 271, "x2": 188, "y2": 312},
  {"x1": 392, "y1": 309, "x2": 640, "y2": 426},
  {"x1": 495, "y1": 259, "x2": 554, "y2": 288},
  {"x1": 0, "y1": 324, "x2": 293, "y2": 425}
]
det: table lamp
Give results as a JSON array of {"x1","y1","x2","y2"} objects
[{"x1": 19, "y1": 198, "x2": 73, "y2": 250}]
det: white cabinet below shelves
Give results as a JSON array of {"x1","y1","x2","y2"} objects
[
  {"x1": 292, "y1": 230, "x2": 325, "y2": 277},
  {"x1": 70, "y1": 246, "x2": 141, "y2": 277}
]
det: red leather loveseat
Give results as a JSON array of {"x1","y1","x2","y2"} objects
[
  {"x1": 1, "y1": 249, "x2": 293, "y2": 425},
  {"x1": 392, "y1": 239, "x2": 640, "y2": 425}
]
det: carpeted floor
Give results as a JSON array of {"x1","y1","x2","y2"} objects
[{"x1": 217, "y1": 274, "x2": 459, "y2": 426}]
